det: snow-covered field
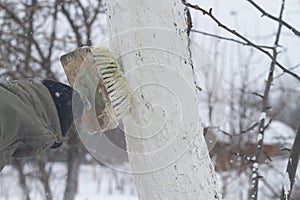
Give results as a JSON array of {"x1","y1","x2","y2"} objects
[
  {"x1": 217, "y1": 157, "x2": 300, "y2": 199},
  {"x1": 0, "y1": 163, "x2": 138, "y2": 200},
  {"x1": 0, "y1": 156, "x2": 298, "y2": 200}
]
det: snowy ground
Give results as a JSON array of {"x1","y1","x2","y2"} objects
[
  {"x1": 216, "y1": 157, "x2": 300, "y2": 199},
  {"x1": 0, "y1": 163, "x2": 138, "y2": 200},
  {"x1": 0, "y1": 156, "x2": 298, "y2": 200}
]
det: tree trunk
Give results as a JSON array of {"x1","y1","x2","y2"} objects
[
  {"x1": 13, "y1": 160, "x2": 31, "y2": 200},
  {"x1": 104, "y1": 0, "x2": 220, "y2": 199},
  {"x1": 63, "y1": 128, "x2": 83, "y2": 200},
  {"x1": 37, "y1": 152, "x2": 53, "y2": 200},
  {"x1": 280, "y1": 123, "x2": 300, "y2": 199}
]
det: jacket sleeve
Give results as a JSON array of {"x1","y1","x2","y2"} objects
[{"x1": 0, "y1": 79, "x2": 64, "y2": 171}]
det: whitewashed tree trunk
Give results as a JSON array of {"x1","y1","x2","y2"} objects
[{"x1": 103, "y1": 0, "x2": 220, "y2": 199}]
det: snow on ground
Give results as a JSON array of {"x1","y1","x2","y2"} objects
[
  {"x1": 0, "y1": 156, "x2": 298, "y2": 200},
  {"x1": 0, "y1": 163, "x2": 137, "y2": 200},
  {"x1": 216, "y1": 156, "x2": 300, "y2": 199},
  {"x1": 75, "y1": 165, "x2": 137, "y2": 200},
  {"x1": 264, "y1": 120, "x2": 296, "y2": 145},
  {"x1": 75, "y1": 194, "x2": 137, "y2": 200}
]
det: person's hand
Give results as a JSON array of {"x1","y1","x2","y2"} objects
[{"x1": 42, "y1": 80, "x2": 83, "y2": 148}]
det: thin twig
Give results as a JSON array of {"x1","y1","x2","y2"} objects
[
  {"x1": 251, "y1": 92, "x2": 264, "y2": 99},
  {"x1": 263, "y1": 119, "x2": 272, "y2": 132},
  {"x1": 60, "y1": 1, "x2": 83, "y2": 46},
  {"x1": 191, "y1": 29, "x2": 275, "y2": 50},
  {"x1": 216, "y1": 120, "x2": 270, "y2": 138},
  {"x1": 246, "y1": 0, "x2": 300, "y2": 37},
  {"x1": 182, "y1": 2, "x2": 300, "y2": 82},
  {"x1": 0, "y1": 2, "x2": 45, "y2": 61},
  {"x1": 261, "y1": 178, "x2": 281, "y2": 199},
  {"x1": 274, "y1": 62, "x2": 300, "y2": 80},
  {"x1": 213, "y1": 122, "x2": 259, "y2": 137},
  {"x1": 280, "y1": 147, "x2": 291, "y2": 152},
  {"x1": 262, "y1": 151, "x2": 272, "y2": 162}
]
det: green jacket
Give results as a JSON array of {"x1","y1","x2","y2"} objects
[{"x1": 0, "y1": 79, "x2": 64, "y2": 171}]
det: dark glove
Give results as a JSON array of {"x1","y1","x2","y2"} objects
[{"x1": 42, "y1": 80, "x2": 83, "y2": 148}]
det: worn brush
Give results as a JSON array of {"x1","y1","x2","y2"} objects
[
  {"x1": 90, "y1": 47, "x2": 132, "y2": 120},
  {"x1": 60, "y1": 47, "x2": 132, "y2": 133}
]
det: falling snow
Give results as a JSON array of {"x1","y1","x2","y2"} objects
[{"x1": 55, "y1": 92, "x2": 60, "y2": 98}]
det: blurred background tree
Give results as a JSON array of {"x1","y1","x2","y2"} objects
[{"x1": 0, "y1": 0, "x2": 106, "y2": 199}]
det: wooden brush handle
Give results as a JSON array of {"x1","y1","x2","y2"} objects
[{"x1": 60, "y1": 47, "x2": 118, "y2": 133}]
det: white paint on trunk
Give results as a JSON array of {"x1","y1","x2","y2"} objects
[
  {"x1": 259, "y1": 112, "x2": 266, "y2": 121},
  {"x1": 103, "y1": 0, "x2": 220, "y2": 199},
  {"x1": 283, "y1": 172, "x2": 291, "y2": 199}
]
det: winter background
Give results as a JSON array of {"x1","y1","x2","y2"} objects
[{"x1": 0, "y1": 0, "x2": 299, "y2": 199}]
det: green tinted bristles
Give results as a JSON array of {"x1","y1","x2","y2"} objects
[{"x1": 90, "y1": 47, "x2": 131, "y2": 120}]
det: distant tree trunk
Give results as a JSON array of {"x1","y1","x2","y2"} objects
[
  {"x1": 104, "y1": 0, "x2": 220, "y2": 199},
  {"x1": 0, "y1": 1, "x2": 104, "y2": 199},
  {"x1": 249, "y1": 0, "x2": 285, "y2": 199},
  {"x1": 280, "y1": 123, "x2": 300, "y2": 199},
  {"x1": 12, "y1": 160, "x2": 31, "y2": 200},
  {"x1": 60, "y1": 2, "x2": 104, "y2": 198},
  {"x1": 63, "y1": 127, "x2": 84, "y2": 200},
  {"x1": 37, "y1": 152, "x2": 53, "y2": 200}
]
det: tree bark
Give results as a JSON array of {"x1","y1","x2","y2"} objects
[
  {"x1": 37, "y1": 152, "x2": 53, "y2": 200},
  {"x1": 280, "y1": 123, "x2": 300, "y2": 199},
  {"x1": 63, "y1": 128, "x2": 83, "y2": 200},
  {"x1": 249, "y1": 0, "x2": 285, "y2": 199},
  {"x1": 13, "y1": 160, "x2": 31, "y2": 200},
  {"x1": 104, "y1": 0, "x2": 220, "y2": 199}
]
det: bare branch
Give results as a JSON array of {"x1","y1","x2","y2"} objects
[
  {"x1": 262, "y1": 151, "x2": 272, "y2": 162},
  {"x1": 89, "y1": 0, "x2": 104, "y2": 26},
  {"x1": 274, "y1": 62, "x2": 300, "y2": 80},
  {"x1": 263, "y1": 119, "x2": 272, "y2": 132},
  {"x1": 7, "y1": 43, "x2": 42, "y2": 66},
  {"x1": 24, "y1": 0, "x2": 34, "y2": 72},
  {"x1": 0, "y1": 2, "x2": 26, "y2": 29},
  {"x1": 60, "y1": 1, "x2": 83, "y2": 46},
  {"x1": 76, "y1": 0, "x2": 88, "y2": 22},
  {"x1": 0, "y1": 1, "x2": 46, "y2": 68},
  {"x1": 280, "y1": 147, "x2": 291, "y2": 152},
  {"x1": 251, "y1": 92, "x2": 264, "y2": 99},
  {"x1": 191, "y1": 29, "x2": 275, "y2": 50},
  {"x1": 47, "y1": 0, "x2": 59, "y2": 62},
  {"x1": 212, "y1": 121, "x2": 259, "y2": 137},
  {"x1": 246, "y1": 0, "x2": 300, "y2": 37},
  {"x1": 183, "y1": 2, "x2": 300, "y2": 82},
  {"x1": 261, "y1": 178, "x2": 280, "y2": 199}
]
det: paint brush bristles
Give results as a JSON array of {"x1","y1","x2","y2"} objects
[
  {"x1": 90, "y1": 47, "x2": 131, "y2": 120},
  {"x1": 60, "y1": 47, "x2": 131, "y2": 132}
]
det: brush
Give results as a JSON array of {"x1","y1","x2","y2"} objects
[
  {"x1": 60, "y1": 47, "x2": 132, "y2": 133},
  {"x1": 90, "y1": 47, "x2": 131, "y2": 119}
]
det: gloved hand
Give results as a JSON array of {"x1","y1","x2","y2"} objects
[{"x1": 42, "y1": 80, "x2": 83, "y2": 148}]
